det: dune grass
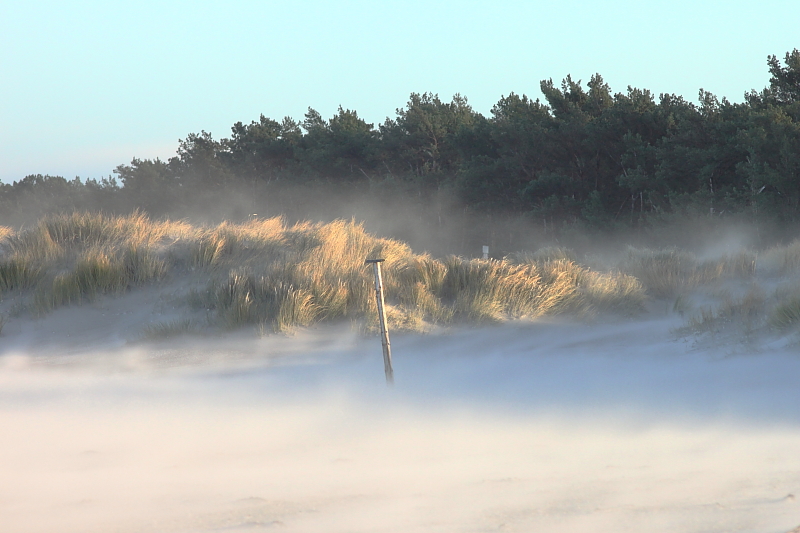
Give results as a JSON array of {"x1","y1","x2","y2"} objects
[
  {"x1": 615, "y1": 242, "x2": 800, "y2": 339},
  {"x1": 5, "y1": 211, "x2": 800, "y2": 341},
  {"x1": 0, "y1": 213, "x2": 173, "y2": 313},
  {"x1": 682, "y1": 285, "x2": 767, "y2": 336},
  {"x1": 768, "y1": 285, "x2": 800, "y2": 330},
  {"x1": 0, "y1": 212, "x2": 655, "y2": 335},
  {"x1": 620, "y1": 247, "x2": 756, "y2": 298},
  {"x1": 0, "y1": 256, "x2": 43, "y2": 292},
  {"x1": 6, "y1": 212, "x2": 800, "y2": 341},
  {"x1": 758, "y1": 240, "x2": 800, "y2": 277},
  {"x1": 32, "y1": 246, "x2": 167, "y2": 311},
  {"x1": 771, "y1": 299, "x2": 800, "y2": 330},
  {"x1": 141, "y1": 318, "x2": 197, "y2": 340}
]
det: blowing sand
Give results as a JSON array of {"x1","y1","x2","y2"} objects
[{"x1": 1, "y1": 312, "x2": 799, "y2": 533}]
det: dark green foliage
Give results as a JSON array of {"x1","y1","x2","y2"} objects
[{"x1": 3, "y1": 50, "x2": 800, "y2": 235}]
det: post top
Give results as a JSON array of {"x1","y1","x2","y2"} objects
[{"x1": 365, "y1": 258, "x2": 385, "y2": 264}]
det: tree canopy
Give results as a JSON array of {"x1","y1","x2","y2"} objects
[{"x1": 3, "y1": 49, "x2": 800, "y2": 237}]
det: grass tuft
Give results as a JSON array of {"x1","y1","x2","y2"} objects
[
  {"x1": 123, "y1": 245, "x2": 167, "y2": 284},
  {"x1": 758, "y1": 240, "x2": 800, "y2": 276},
  {"x1": 770, "y1": 290, "x2": 800, "y2": 330},
  {"x1": 621, "y1": 247, "x2": 700, "y2": 298},
  {"x1": 684, "y1": 286, "x2": 766, "y2": 335},
  {"x1": 142, "y1": 319, "x2": 196, "y2": 340},
  {"x1": 4, "y1": 212, "x2": 653, "y2": 333},
  {"x1": 0, "y1": 256, "x2": 43, "y2": 292},
  {"x1": 621, "y1": 247, "x2": 756, "y2": 298},
  {"x1": 211, "y1": 273, "x2": 320, "y2": 333},
  {"x1": 510, "y1": 246, "x2": 577, "y2": 263}
]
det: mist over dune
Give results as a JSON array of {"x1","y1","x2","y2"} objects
[
  {"x1": 2, "y1": 210, "x2": 800, "y2": 532},
  {"x1": 2, "y1": 15, "x2": 799, "y2": 533},
  {"x1": 2, "y1": 317, "x2": 800, "y2": 533}
]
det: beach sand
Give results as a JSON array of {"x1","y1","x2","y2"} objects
[{"x1": 1, "y1": 297, "x2": 799, "y2": 532}]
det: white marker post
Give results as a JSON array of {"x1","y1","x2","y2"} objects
[
  {"x1": 482, "y1": 245, "x2": 489, "y2": 260},
  {"x1": 365, "y1": 258, "x2": 393, "y2": 385}
]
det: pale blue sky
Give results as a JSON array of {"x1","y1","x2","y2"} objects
[{"x1": 1, "y1": 0, "x2": 797, "y2": 183}]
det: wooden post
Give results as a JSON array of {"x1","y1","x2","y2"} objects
[{"x1": 365, "y1": 259, "x2": 393, "y2": 384}]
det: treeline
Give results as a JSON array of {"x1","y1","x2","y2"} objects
[{"x1": 2, "y1": 50, "x2": 799, "y2": 237}]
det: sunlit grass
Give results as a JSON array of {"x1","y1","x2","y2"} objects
[
  {"x1": 0, "y1": 256, "x2": 43, "y2": 291},
  {"x1": 25, "y1": 212, "x2": 791, "y2": 336},
  {"x1": 0, "y1": 226, "x2": 12, "y2": 243}
]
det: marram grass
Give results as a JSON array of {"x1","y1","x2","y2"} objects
[
  {"x1": 7, "y1": 212, "x2": 800, "y2": 341},
  {"x1": 683, "y1": 286, "x2": 767, "y2": 335},
  {"x1": 3, "y1": 212, "x2": 654, "y2": 334},
  {"x1": 141, "y1": 319, "x2": 197, "y2": 340},
  {"x1": 769, "y1": 288, "x2": 800, "y2": 330},
  {"x1": 758, "y1": 240, "x2": 800, "y2": 277},
  {"x1": 620, "y1": 247, "x2": 756, "y2": 298},
  {"x1": 0, "y1": 256, "x2": 43, "y2": 291}
]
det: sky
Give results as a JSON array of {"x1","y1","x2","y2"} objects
[{"x1": 1, "y1": 0, "x2": 798, "y2": 183}]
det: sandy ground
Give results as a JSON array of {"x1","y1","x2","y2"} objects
[{"x1": 1, "y1": 298, "x2": 800, "y2": 532}]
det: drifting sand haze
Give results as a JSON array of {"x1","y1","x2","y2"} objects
[{"x1": 1, "y1": 317, "x2": 800, "y2": 533}]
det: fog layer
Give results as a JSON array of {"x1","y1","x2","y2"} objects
[{"x1": 2, "y1": 318, "x2": 799, "y2": 533}]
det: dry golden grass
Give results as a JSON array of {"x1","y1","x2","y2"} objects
[
  {"x1": 2, "y1": 212, "x2": 653, "y2": 334},
  {"x1": 617, "y1": 245, "x2": 800, "y2": 340},
  {"x1": 516, "y1": 241, "x2": 800, "y2": 342},
  {"x1": 199, "y1": 219, "x2": 420, "y2": 331},
  {"x1": 0, "y1": 256, "x2": 43, "y2": 291},
  {"x1": 0, "y1": 226, "x2": 13, "y2": 243},
  {"x1": 1, "y1": 213, "x2": 173, "y2": 313},
  {"x1": 684, "y1": 285, "x2": 767, "y2": 335},
  {"x1": 9, "y1": 212, "x2": 800, "y2": 341},
  {"x1": 621, "y1": 247, "x2": 756, "y2": 298},
  {"x1": 574, "y1": 268, "x2": 646, "y2": 316},
  {"x1": 758, "y1": 240, "x2": 800, "y2": 276},
  {"x1": 32, "y1": 245, "x2": 167, "y2": 312},
  {"x1": 510, "y1": 247, "x2": 577, "y2": 263}
]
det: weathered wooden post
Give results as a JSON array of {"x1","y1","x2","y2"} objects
[{"x1": 365, "y1": 258, "x2": 393, "y2": 385}]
